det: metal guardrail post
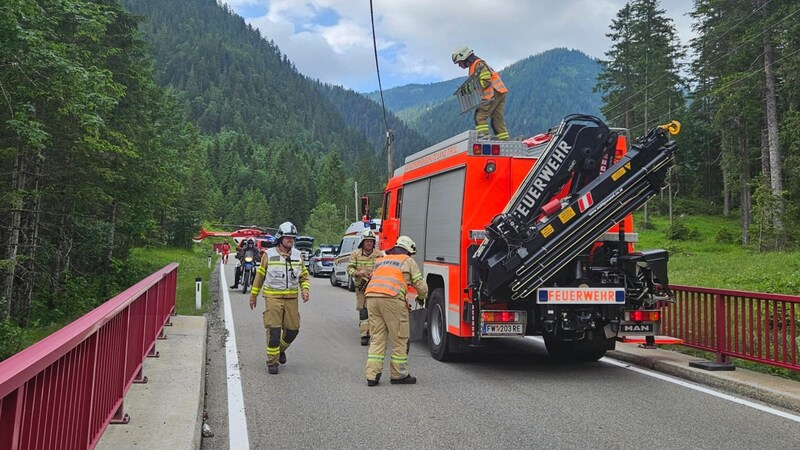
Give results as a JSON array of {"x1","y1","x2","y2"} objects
[{"x1": 715, "y1": 293, "x2": 729, "y2": 365}]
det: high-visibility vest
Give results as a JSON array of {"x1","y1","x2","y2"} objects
[
  {"x1": 365, "y1": 254, "x2": 409, "y2": 298},
  {"x1": 260, "y1": 247, "x2": 303, "y2": 296},
  {"x1": 469, "y1": 59, "x2": 507, "y2": 100}
]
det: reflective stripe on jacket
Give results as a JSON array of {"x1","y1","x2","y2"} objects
[
  {"x1": 252, "y1": 247, "x2": 306, "y2": 296},
  {"x1": 365, "y1": 254, "x2": 409, "y2": 298},
  {"x1": 469, "y1": 59, "x2": 507, "y2": 100}
]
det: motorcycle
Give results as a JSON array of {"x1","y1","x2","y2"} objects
[{"x1": 241, "y1": 250, "x2": 258, "y2": 294}]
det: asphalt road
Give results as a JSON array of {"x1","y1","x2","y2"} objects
[{"x1": 202, "y1": 260, "x2": 800, "y2": 450}]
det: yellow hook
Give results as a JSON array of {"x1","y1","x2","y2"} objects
[{"x1": 659, "y1": 120, "x2": 681, "y2": 135}]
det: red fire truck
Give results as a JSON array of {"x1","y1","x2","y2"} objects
[{"x1": 379, "y1": 114, "x2": 679, "y2": 361}]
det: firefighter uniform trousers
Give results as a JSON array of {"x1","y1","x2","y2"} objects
[
  {"x1": 365, "y1": 295, "x2": 409, "y2": 380},
  {"x1": 264, "y1": 294, "x2": 300, "y2": 365},
  {"x1": 474, "y1": 91, "x2": 507, "y2": 139},
  {"x1": 355, "y1": 287, "x2": 369, "y2": 337}
]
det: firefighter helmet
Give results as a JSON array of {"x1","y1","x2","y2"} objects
[
  {"x1": 452, "y1": 46, "x2": 473, "y2": 64},
  {"x1": 358, "y1": 229, "x2": 377, "y2": 249},
  {"x1": 275, "y1": 222, "x2": 298, "y2": 242},
  {"x1": 394, "y1": 235, "x2": 417, "y2": 255}
]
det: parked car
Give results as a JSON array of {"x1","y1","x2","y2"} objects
[
  {"x1": 308, "y1": 249, "x2": 336, "y2": 277},
  {"x1": 295, "y1": 236, "x2": 314, "y2": 265},
  {"x1": 317, "y1": 243, "x2": 338, "y2": 255}
]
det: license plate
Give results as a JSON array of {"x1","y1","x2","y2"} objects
[{"x1": 482, "y1": 323, "x2": 523, "y2": 335}]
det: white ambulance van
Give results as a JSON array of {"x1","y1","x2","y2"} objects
[{"x1": 330, "y1": 219, "x2": 381, "y2": 291}]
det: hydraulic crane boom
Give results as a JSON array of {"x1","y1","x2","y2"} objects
[{"x1": 474, "y1": 115, "x2": 679, "y2": 300}]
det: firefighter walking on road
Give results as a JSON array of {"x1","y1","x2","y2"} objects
[
  {"x1": 249, "y1": 221, "x2": 310, "y2": 375},
  {"x1": 452, "y1": 46, "x2": 509, "y2": 140},
  {"x1": 364, "y1": 236, "x2": 428, "y2": 386},
  {"x1": 348, "y1": 229, "x2": 383, "y2": 346}
]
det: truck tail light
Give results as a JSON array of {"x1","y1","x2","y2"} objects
[
  {"x1": 473, "y1": 144, "x2": 481, "y2": 155},
  {"x1": 483, "y1": 311, "x2": 520, "y2": 322},
  {"x1": 625, "y1": 310, "x2": 660, "y2": 322},
  {"x1": 491, "y1": 144, "x2": 500, "y2": 155}
]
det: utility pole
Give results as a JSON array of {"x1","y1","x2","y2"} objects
[{"x1": 353, "y1": 181, "x2": 359, "y2": 222}]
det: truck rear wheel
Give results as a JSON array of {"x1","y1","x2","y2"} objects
[
  {"x1": 347, "y1": 275, "x2": 356, "y2": 292},
  {"x1": 427, "y1": 288, "x2": 454, "y2": 361},
  {"x1": 330, "y1": 271, "x2": 338, "y2": 286}
]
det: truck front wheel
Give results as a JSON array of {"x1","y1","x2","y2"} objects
[{"x1": 427, "y1": 288, "x2": 454, "y2": 361}]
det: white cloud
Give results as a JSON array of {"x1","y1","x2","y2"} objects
[{"x1": 226, "y1": 0, "x2": 695, "y2": 92}]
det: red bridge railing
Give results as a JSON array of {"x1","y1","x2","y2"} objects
[
  {"x1": 664, "y1": 285, "x2": 800, "y2": 371},
  {"x1": 0, "y1": 263, "x2": 178, "y2": 450}
]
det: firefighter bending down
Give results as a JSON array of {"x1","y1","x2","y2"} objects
[
  {"x1": 347, "y1": 229, "x2": 383, "y2": 346},
  {"x1": 452, "y1": 46, "x2": 509, "y2": 140},
  {"x1": 364, "y1": 236, "x2": 428, "y2": 386},
  {"x1": 249, "y1": 221, "x2": 310, "y2": 375}
]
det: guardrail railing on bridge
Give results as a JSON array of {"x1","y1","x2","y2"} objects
[
  {"x1": 0, "y1": 263, "x2": 178, "y2": 450},
  {"x1": 665, "y1": 285, "x2": 800, "y2": 371}
]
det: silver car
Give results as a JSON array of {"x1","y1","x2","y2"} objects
[{"x1": 309, "y1": 250, "x2": 336, "y2": 277}]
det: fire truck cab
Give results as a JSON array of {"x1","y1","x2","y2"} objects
[{"x1": 380, "y1": 116, "x2": 677, "y2": 362}]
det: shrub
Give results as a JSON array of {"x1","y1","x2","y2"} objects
[
  {"x1": 715, "y1": 227, "x2": 739, "y2": 244},
  {"x1": 0, "y1": 319, "x2": 26, "y2": 361},
  {"x1": 665, "y1": 218, "x2": 699, "y2": 241}
]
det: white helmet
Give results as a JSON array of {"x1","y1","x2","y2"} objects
[
  {"x1": 275, "y1": 221, "x2": 298, "y2": 242},
  {"x1": 358, "y1": 229, "x2": 377, "y2": 248},
  {"x1": 452, "y1": 46, "x2": 473, "y2": 64},
  {"x1": 395, "y1": 235, "x2": 417, "y2": 255}
]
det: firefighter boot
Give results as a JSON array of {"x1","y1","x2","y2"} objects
[
  {"x1": 268, "y1": 364, "x2": 279, "y2": 375},
  {"x1": 367, "y1": 372, "x2": 382, "y2": 387},
  {"x1": 390, "y1": 374, "x2": 416, "y2": 385},
  {"x1": 279, "y1": 352, "x2": 287, "y2": 364}
]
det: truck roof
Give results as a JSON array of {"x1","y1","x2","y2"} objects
[{"x1": 393, "y1": 130, "x2": 540, "y2": 177}]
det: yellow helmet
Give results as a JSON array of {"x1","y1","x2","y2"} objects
[
  {"x1": 452, "y1": 46, "x2": 473, "y2": 64},
  {"x1": 395, "y1": 235, "x2": 417, "y2": 255}
]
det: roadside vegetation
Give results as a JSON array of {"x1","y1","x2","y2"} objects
[{"x1": 0, "y1": 245, "x2": 215, "y2": 361}]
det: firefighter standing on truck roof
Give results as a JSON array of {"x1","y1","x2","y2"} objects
[
  {"x1": 452, "y1": 46, "x2": 509, "y2": 140},
  {"x1": 348, "y1": 229, "x2": 384, "y2": 346},
  {"x1": 249, "y1": 221, "x2": 310, "y2": 375},
  {"x1": 364, "y1": 236, "x2": 428, "y2": 386}
]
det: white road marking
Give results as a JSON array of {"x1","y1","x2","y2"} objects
[
  {"x1": 220, "y1": 262, "x2": 250, "y2": 448},
  {"x1": 524, "y1": 336, "x2": 800, "y2": 423}
]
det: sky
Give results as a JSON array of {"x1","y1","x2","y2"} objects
[{"x1": 221, "y1": 0, "x2": 696, "y2": 93}]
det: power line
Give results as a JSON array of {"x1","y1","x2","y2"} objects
[
  {"x1": 368, "y1": 0, "x2": 394, "y2": 177},
  {"x1": 602, "y1": 0, "x2": 783, "y2": 122},
  {"x1": 607, "y1": 6, "x2": 800, "y2": 127},
  {"x1": 369, "y1": 0, "x2": 389, "y2": 132},
  {"x1": 625, "y1": 45, "x2": 800, "y2": 135}
]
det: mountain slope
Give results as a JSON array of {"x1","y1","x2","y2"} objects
[{"x1": 316, "y1": 83, "x2": 431, "y2": 169}]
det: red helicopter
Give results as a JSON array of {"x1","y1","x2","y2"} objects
[{"x1": 193, "y1": 225, "x2": 277, "y2": 247}]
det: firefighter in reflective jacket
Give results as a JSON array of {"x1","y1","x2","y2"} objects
[
  {"x1": 249, "y1": 221, "x2": 310, "y2": 375},
  {"x1": 364, "y1": 236, "x2": 428, "y2": 386},
  {"x1": 452, "y1": 46, "x2": 509, "y2": 140},
  {"x1": 347, "y1": 229, "x2": 383, "y2": 346}
]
